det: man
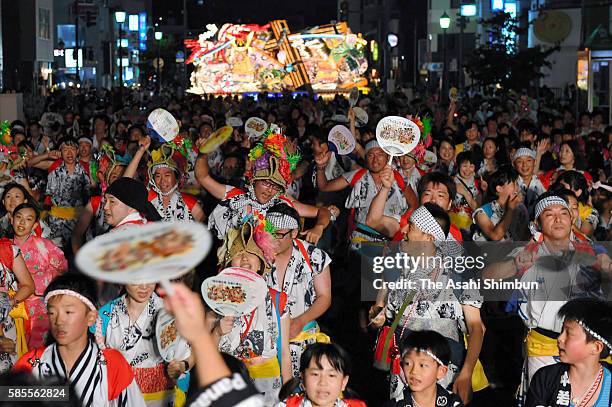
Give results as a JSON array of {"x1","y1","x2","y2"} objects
[
  {"x1": 513, "y1": 148, "x2": 546, "y2": 211},
  {"x1": 102, "y1": 177, "x2": 161, "y2": 229},
  {"x1": 264, "y1": 203, "x2": 332, "y2": 377},
  {"x1": 196, "y1": 132, "x2": 330, "y2": 244},
  {"x1": 483, "y1": 192, "x2": 608, "y2": 388},
  {"x1": 314, "y1": 140, "x2": 407, "y2": 249},
  {"x1": 44, "y1": 137, "x2": 91, "y2": 249},
  {"x1": 92, "y1": 114, "x2": 110, "y2": 151},
  {"x1": 77, "y1": 136, "x2": 94, "y2": 174}
]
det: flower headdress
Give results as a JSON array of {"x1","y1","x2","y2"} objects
[
  {"x1": 147, "y1": 135, "x2": 194, "y2": 187},
  {"x1": 0, "y1": 121, "x2": 11, "y2": 146},
  {"x1": 95, "y1": 144, "x2": 130, "y2": 193},
  {"x1": 217, "y1": 221, "x2": 277, "y2": 274},
  {"x1": 245, "y1": 124, "x2": 301, "y2": 190},
  {"x1": 406, "y1": 116, "x2": 432, "y2": 164}
]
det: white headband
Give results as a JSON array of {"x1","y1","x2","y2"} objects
[
  {"x1": 266, "y1": 212, "x2": 299, "y2": 230},
  {"x1": 44, "y1": 289, "x2": 97, "y2": 312},
  {"x1": 403, "y1": 347, "x2": 446, "y2": 366},
  {"x1": 578, "y1": 320, "x2": 612, "y2": 350},
  {"x1": 409, "y1": 206, "x2": 446, "y2": 241},
  {"x1": 534, "y1": 196, "x2": 570, "y2": 220},
  {"x1": 513, "y1": 148, "x2": 536, "y2": 161},
  {"x1": 365, "y1": 140, "x2": 381, "y2": 154}
]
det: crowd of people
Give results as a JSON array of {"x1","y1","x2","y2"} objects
[{"x1": 0, "y1": 85, "x2": 609, "y2": 407}]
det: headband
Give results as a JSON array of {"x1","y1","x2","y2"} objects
[
  {"x1": 578, "y1": 320, "x2": 612, "y2": 350},
  {"x1": 78, "y1": 137, "x2": 93, "y2": 146},
  {"x1": 402, "y1": 347, "x2": 446, "y2": 366},
  {"x1": 534, "y1": 196, "x2": 570, "y2": 220},
  {"x1": 266, "y1": 212, "x2": 299, "y2": 230},
  {"x1": 513, "y1": 148, "x2": 536, "y2": 161},
  {"x1": 44, "y1": 289, "x2": 97, "y2": 312},
  {"x1": 365, "y1": 140, "x2": 381, "y2": 155},
  {"x1": 409, "y1": 206, "x2": 446, "y2": 242}
]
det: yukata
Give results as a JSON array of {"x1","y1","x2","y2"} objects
[
  {"x1": 85, "y1": 195, "x2": 112, "y2": 241},
  {"x1": 219, "y1": 291, "x2": 287, "y2": 406},
  {"x1": 0, "y1": 241, "x2": 21, "y2": 373},
  {"x1": 451, "y1": 175, "x2": 479, "y2": 232},
  {"x1": 14, "y1": 235, "x2": 67, "y2": 348},
  {"x1": 510, "y1": 240, "x2": 606, "y2": 393},
  {"x1": 277, "y1": 394, "x2": 367, "y2": 407},
  {"x1": 148, "y1": 189, "x2": 197, "y2": 222},
  {"x1": 385, "y1": 250, "x2": 482, "y2": 399},
  {"x1": 15, "y1": 338, "x2": 146, "y2": 407},
  {"x1": 384, "y1": 384, "x2": 463, "y2": 407},
  {"x1": 265, "y1": 239, "x2": 332, "y2": 377},
  {"x1": 517, "y1": 175, "x2": 547, "y2": 212},
  {"x1": 578, "y1": 202, "x2": 600, "y2": 230},
  {"x1": 208, "y1": 185, "x2": 295, "y2": 239},
  {"x1": 526, "y1": 362, "x2": 612, "y2": 407},
  {"x1": 45, "y1": 161, "x2": 90, "y2": 248},
  {"x1": 98, "y1": 293, "x2": 191, "y2": 407},
  {"x1": 472, "y1": 200, "x2": 528, "y2": 241},
  {"x1": 399, "y1": 166, "x2": 422, "y2": 194},
  {"x1": 343, "y1": 169, "x2": 407, "y2": 250}
]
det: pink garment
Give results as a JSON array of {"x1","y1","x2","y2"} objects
[{"x1": 14, "y1": 235, "x2": 67, "y2": 348}]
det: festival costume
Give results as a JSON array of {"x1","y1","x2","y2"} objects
[
  {"x1": 265, "y1": 238, "x2": 332, "y2": 377},
  {"x1": 15, "y1": 337, "x2": 146, "y2": 407},
  {"x1": 0, "y1": 239, "x2": 23, "y2": 373},
  {"x1": 44, "y1": 160, "x2": 90, "y2": 248},
  {"x1": 13, "y1": 234, "x2": 67, "y2": 348},
  {"x1": 517, "y1": 175, "x2": 547, "y2": 212},
  {"x1": 526, "y1": 362, "x2": 612, "y2": 407},
  {"x1": 451, "y1": 175, "x2": 479, "y2": 231},
  {"x1": 208, "y1": 128, "x2": 300, "y2": 239},
  {"x1": 472, "y1": 200, "x2": 529, "y2": 241},
  {"x1": 383, "y1": 383, "x2": 463, "y2": 407},
  {"x1": 98, "y1": 293, "x2": 191, "y2": 407},
  {"x1": 148, "y1": 143, "x2": 199, "y2": 222},
  {"x1": 278, "y1": 394, "x2": 367, "y2": 407}
]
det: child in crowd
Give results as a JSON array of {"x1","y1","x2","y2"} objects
[
  {"x1": 385, "y1": 330, "x2": 463, "y2": 407},
  {"x1": 451, "y1": 152, "x2": 480, "y2": 234},
  {"x1": 14, "y1": 273, "x2": 146, "y2": 406},
  {"x1": 526, "y1": 298, "x2": 612, "y2": 407},
  {"x1": 276, "y1": 342, "x2": 366, "y2": 407}
]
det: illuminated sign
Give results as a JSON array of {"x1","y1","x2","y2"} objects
[{"x1": 577, "y1": 50, "x2": 590, "y2": 91}]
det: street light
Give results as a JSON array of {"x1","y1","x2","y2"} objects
[
  {"x1": 115, "y1": 11, "x2": 126, "y2": 93},
  {"x1": 439, "y1": 11, "x2": 450, "y2": 103},
  {"x1": 155, "y1": 31, "x2": 162, "y2": 94}
]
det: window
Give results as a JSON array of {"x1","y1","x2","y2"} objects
[
  {"x1": 39, "y1": 8, "x2": 51, "y2": 39},
  {"x1": 57, "y1": 24, "x2": 76, "y2": 48}
]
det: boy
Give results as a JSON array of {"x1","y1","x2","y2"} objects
[
  {"x1": 385, "y1": 330, "x2": 463, "y2": 407},
  {"x1": 14, "y1": 273, "x2": 146, "y2": 407},
  {"x1": 526, "y1": 298, "x2": 612, "y2": 407}
]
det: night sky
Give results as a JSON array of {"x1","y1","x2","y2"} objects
[{"x1": 178, "y1": 0, "x2": 338, "y2": 31}]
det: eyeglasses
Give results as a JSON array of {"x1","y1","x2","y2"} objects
[
  {"x1": 259, "y1": 180, "x2": 282, "y2": 192},
  {"x1": 273, "y1": 230, "x2": 293, "y2": 239}
]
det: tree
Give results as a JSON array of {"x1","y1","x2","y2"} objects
[{"x1": 464, "y1": 12, "x2": 559, "y2": 91}]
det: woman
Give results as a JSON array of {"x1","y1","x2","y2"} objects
[
  {"x1": 10, "y1": 203, "x2": 66, "y2": 348},
  {"x1": 478, "y1": 137, "x2": 499, "y2": 177},
  {"x1": 0, "y1": 183, "x2": 51, "y2": 241},
  {"x1": 434, "y1": 137, "x2": 456, "y2": 175},
  {"x1": 540, "y1": 141, "x2": 592, "y2": 189},
  {"x1": 217, "y1": 221, "x2": 291, "y2": 405}
]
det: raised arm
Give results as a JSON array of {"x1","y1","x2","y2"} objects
[
  {"x1": 313, "y1": 151, "x2": 349, "y2": 192},
  {"x1": 365, "y1": 166, "x2": 401, "y2": 238},
  {"x1": 123, "y1": 136, "x2": 150, "y2": 179},
  {"x1": 71, "y1": 200, "x2": 94, "y2": 253},
  {"x1": 292, "y1": 200, "x2": 331, "y2": 245},
  {"x1": 195, "y1": 153, "x2": 228, "y2": 200}
]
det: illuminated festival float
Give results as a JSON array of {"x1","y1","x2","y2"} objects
[{"x1": 184, "y1": 21, "x2": 368, "y2": 95}]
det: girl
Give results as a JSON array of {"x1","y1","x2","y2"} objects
[
  {"x1": 554, "y1": 171, "x2": 599, "y2": 237},
  {"x1": 0, "y1": 183, "x2": 51, "y2": 241},
  {"x1": 276, "y1": 343, "x2": 366, "y2": 407},
  {"x1": 217, "y1": 221, "x2": 291, "y2": 405},
  {"x1": 10, "y1": 202, "x2": 67, "y2": 348},
  {"x1": 526, "y1": 298, "x2": 612, "y2": 407},
  {"x1": 472, "y1": 165, "x2": 528, "y2": 241},
  {"x1": 98, "y1": 283, "x2": 193, "y2": 406}
]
